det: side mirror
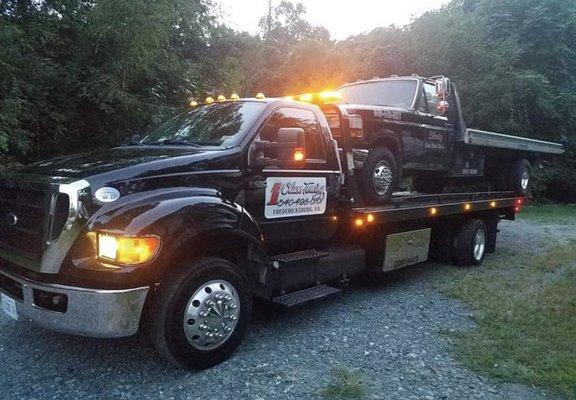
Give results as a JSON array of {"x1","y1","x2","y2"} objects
[
  {"x1": 435, "y1": 77, "x2": 451, "y2": 99},
  {"x1": 276, "y1": 127, "x2": 305, "y2": 166},
  {"x1": 251, "y1": 127, "x2": 306, "y2": 170},
  {"x1": 436, "y1": 100, "x2": 450, "y2": 116}
]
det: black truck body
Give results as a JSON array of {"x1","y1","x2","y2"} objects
[
  {"x1": 327, "y1": 76, "x2": 564, "y2": 203},
  {"x1": 0, "y1": 97, "x2": 533, "y2": 368}
]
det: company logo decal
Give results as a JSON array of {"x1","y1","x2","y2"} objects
[
  {"x1": 265, "y1": 177, "x2": 327, "y2": 219},
  {"x1": 95, "y1": 187, "x2": 121, "y2": 203}
]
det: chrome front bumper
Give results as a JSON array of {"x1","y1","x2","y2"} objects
[{"x1": 0, "y1": 269, "x2": 149, "y2": 338}]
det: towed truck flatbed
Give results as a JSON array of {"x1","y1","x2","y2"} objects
[
  {"x1": 465, "y1": 128, "x2": 565, "y2": 154},
  {"x1": 0, "y1": 96, "x2": 528, "y2": 369}
]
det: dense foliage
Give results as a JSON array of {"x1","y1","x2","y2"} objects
[{"x1": 1, "y1": 0, "x2": 575, "y2": 200}]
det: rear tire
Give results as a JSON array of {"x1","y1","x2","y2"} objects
[
  {"x1": 360, "y1": 147, "x2": 398, "y2": 205},
  {"x1": 509, "y1": 159, "x2": 531, "y2": 196},
  {"x1": 454, "y1": 219, "x2": 487, "y2": 266},
  {"x1": 150, "y1": 257, "x2": 251, "y2": 369}
]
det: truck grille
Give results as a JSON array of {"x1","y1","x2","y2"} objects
[{"x1": 0, "y1": 181, "x2": 50, "y2": 262}]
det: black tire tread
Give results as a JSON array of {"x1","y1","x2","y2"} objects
[
  {"x1": 149, "y1": 257, "x2": 251, "y2": 369},
  {"x1": 454, "y1": 219, "x2": 486, "y2": 267}
]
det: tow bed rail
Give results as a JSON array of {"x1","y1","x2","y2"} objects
[{"x1": 347, "y1": 191, "x2": 523, "y2": 224}]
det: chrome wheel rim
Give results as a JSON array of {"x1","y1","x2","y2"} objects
[
  {"x1": 473, "y1": 229, "x2": 486, "y2": 262},
  {"x1": 183, "y1": 279, "x2": 240, "y2": 351},
  {"x1": 372, "y1": 161, "x2": 393, "y2": 196},
  {"x1": 521, "y1": 170, "x2": 529, "y2": 190}
]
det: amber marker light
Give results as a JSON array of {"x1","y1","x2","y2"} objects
[
  {"x1": 354, "y1": 218, "x2": 364, "y2": 227},
  {"x1": 97, "y1": 233, "x2": 161, "y2": 265},
  {"x1": 464, "y1": 203, "x2": 471, "y2": 211},
  {"x1": 490, "y1": 201, "x2": 497, "y2": 208},
  {"x1": 217, "y1": 95, "x2": 226, "y2": 102},
  {"x1": 189, "y1": 100, "x2": 198, "y2": 107},
  {"x1": 205, "y1": 96, "x2": 215, "y2": 104},
  {"x1": 367, "y1": 213, "x2": 375, "y2": 223},
  {"x1": 319, "y1": 91, "x2": 342, "y2": 101},
  {"x1": 255, "y1": 92, "x2": 265, "y2": 99},
  {"x1": 300, "y1": 93, "x2": 313, "y2": 102},
  {"x1": 331, "y1": 215, "x2": 338, "y2": 221},
  {"x1": 230, "y1": 93, "x2": 240, "y2": 100},
  {"x1": 430, "y1": 207, "x2": 438, "y2": 216},
  {"x1": 293, "y1": 148, "x2": 305, "y2": 162}
]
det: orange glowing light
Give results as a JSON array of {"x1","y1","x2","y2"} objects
[
  {"x1": 293, "y1": 149, "x2": 305, "y2": 162},
  {"x1": 367, "y1": 213, "x2": 375, "y2": 223},
  {"x1": 331, "y1": 215, "x2": 338, "y2": 221},
  {"x1": 97, "y1": 234, "x2": 160, "y2": 265},
  {"x1": 355, "y1": 218, "x2": 364, "y2": 227},
  {"x1": 319, "y1": 91, "x2": 342, "y2": 101},
  {"x1": 300, "y1": 93, "x2": 314, "y2": 102},
  {"x1": 464, "y1": 204, "x2": 471, "y2": 211},
  {"x1": 189, "y1": 100, "x2": 198, "y2": 107},
  {"x1": 430, "y1": 207, "x2": 438, "y2": 216},
  {"x1": 490, "y1": 201, "x2": 497, "y2": 208}
]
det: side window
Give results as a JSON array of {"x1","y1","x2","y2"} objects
[
  {"x1": 260, "y1": 107, "x2": 326, "y2": 162},
  {"x1": 423, "y1": 83, "x2": 439, "y2": 116}
]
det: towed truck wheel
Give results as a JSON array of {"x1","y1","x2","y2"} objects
[
  {"x1": 150, "y1": 257, "x2": 251, "y2": 369},
  {"x1": 510, "y1": 159, "x2": 531, "y2": 196},
  {"x1": 361, "y1": 147, "x2": 398, "y2": 205}
]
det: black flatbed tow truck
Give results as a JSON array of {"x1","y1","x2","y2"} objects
[{"x1": 0, "y1": 96, "x2": 528, "y2": 369}]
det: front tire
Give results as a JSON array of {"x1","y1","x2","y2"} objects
[
  {"x1": 360, "y1": 147, "x2": 398, "y2": 205},
  {"x1": 150, "y1": 257, "x2": 252, "y2": 369}
]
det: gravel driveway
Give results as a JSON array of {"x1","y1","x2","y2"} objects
[{"x1": 0, "y1": 217, "x2": 569, "y2": 400}]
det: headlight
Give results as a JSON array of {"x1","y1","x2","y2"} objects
[{"x1": 90, "y1": 232, "x2": 161, "y2": 265}]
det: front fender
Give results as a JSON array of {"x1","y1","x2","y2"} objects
[{"x1": 63, "y1": 187, "x2": 265, "y2": 288}]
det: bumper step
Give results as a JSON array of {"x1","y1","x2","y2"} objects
[{"x1": 273, "y1": 285, "x2": 341, "y2": 308}]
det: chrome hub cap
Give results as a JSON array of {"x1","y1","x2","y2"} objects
[
  {"x1": 521, "y1": 170, "x2": 529, "y2": 190},
  {"x1": 183, "y1": 280, "x2": 240, "y2": 350},
  {"x1": 473, "y1": 229, "x2": 486, "y2": 261},
  {"x1": 372, "y1": 161, "x2": 393, "y2": 196}
]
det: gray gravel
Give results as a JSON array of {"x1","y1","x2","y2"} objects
[{"x1": 0, "y1": 217, "x2": 571, "y2": 400}]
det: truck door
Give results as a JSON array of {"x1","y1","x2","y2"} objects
[
  {"x1": 413, "y1": 81, "x2": 452, "y2": 168},
  {"x1": 244, "y1": 106, "x2": 341, "y2": 247}
]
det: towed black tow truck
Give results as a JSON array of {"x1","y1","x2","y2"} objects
[
  {"x1": 0, "y1": 97, "x2": 532, "y2": 369},
  {"x1": 322, "y1": 76, "x2": 565, "y2": 204}
]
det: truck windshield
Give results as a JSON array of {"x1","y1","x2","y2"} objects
[
  {"x1": 338, "y1": 80, "x2": 418, "y2": 108},
  {"x1": 140, "y1": 101, "x2": 267, "y2": 147}
]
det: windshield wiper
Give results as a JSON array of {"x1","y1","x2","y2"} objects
[{"x1": 159, "y1": 139, "x2": 201, "y2": 147}]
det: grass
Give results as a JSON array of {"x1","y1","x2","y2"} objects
[
  {"x1": 321, "y1": 368, "x2": 365, "y2": 399},
  {"x1": 520, "y1": 203, "x2": 576, "y2": 224},
  {"x1": 437, "y1": 209, "x2": 576, "y2": 398}
]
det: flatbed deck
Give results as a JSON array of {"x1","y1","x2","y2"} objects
[{"x1": 348, "y1": 191, "x2": 522, "y2": 223}]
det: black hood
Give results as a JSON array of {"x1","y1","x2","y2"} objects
[{"x1": 21, "y1": 146, "x2": 239, "y2": 181}]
